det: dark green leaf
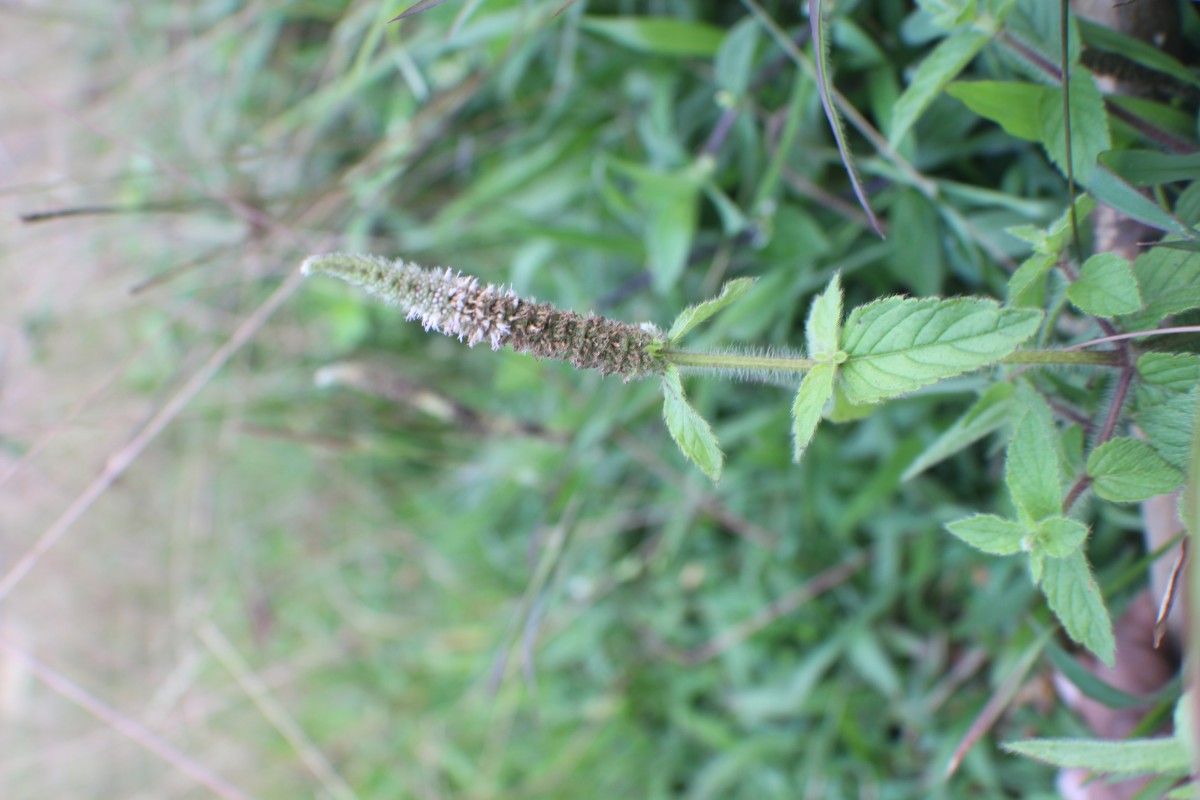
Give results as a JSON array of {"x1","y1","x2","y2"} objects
[{"x1": 1099, "y1": 150, "x2": 1200, "y2": 187}]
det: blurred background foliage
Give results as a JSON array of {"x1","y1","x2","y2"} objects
[{"x1": 3, "y1": 1, "x2": 1194, "y2": 798}]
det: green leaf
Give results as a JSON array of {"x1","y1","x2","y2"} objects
[
  {"x1": 1006, "y1": 403, "x2": 1062, "y2": 523},
  {"x1": 903, "y1": 382, "x2": 1014, "y2": 481},
  {"x1": 1037, "y1": 73, "x2": 1110, "y2": 185},
  {"x1": 1041, "y1": 551, "x2": 1115, "y2": 666},
  {"x1": 661, "y1": 366, "x2": 723, "y2": 482},
  {"x1": 1087, "y1": 437, "x2": 1184, "y2": 503},
  {"x1": 1003, "y1": 737, "x2": 1188, "y2": 776},
  {"x1": 945, "y1": 80, "x2": 1047, "y2": 141},
  {"x1": 805, "y1": 272, "x2": 844, "y2": 361},
  {"x1": 1119, "y1": 247, "x2": 1200, "y2": 330},
  {"x1": 1035, "y1": 516, "x2": 1088, "y2": 558},
  {"x1": 1077, "y1": 18, "x2": 1200, "y2": 90},
  {"x1": 792, "y1": 362, "x2": 836, "y2": 463},
  {"x1": 945, "y1": 514, "x2": 1026, "y2": 555},
  {"x1": 1138, "y1": 353, "x2": 1200, "y2": 394},
  {"x1": 1100, "y1": 150, "x2": 1200, "y2": 187},
  {"x1": 838, "y1": 297, "x2": 1042, "y2": 404},
  {"x1": 644, "y1": 180, "x2": 701, "y2": 294},
  {"x1": 1065, "y1": 253, "x2": 1142, "y2": 317},
  {"x1": 888, "y1": 28, "x2": 991, "y2": 147},
  {"x1": 1089, "y1": 163, "x2": 1200, "y2": 242},
  {"x1": 580, "y1": 16, "x2": 726, "y2": 57},
  {"x1": 916, "y1": 0, "x2": 976, "y2": 30},
  {"x1": 1139, "y1": 389, "x2": 1198, "y2": 470},
  {"x1": 715, "y1": 18, "x2": 760, "y2": 96},
  {"x1": 667, "y1": 277, "x2": 758, "y2": 342}
]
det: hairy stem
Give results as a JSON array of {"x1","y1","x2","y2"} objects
[{"x1": 664, "y1": 347, "x2": 1122, "y2": 374}]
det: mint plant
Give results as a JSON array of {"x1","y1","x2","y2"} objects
[{"x1": 303, "y1": 0, "x2": 1200, "y2": 790}]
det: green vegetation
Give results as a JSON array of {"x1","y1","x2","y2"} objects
[{"x1": 5, "y1": 1, "x2": 1200, "y2": 797}]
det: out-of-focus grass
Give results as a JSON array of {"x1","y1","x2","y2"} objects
[{"x1": 0, "y1": 1, "x2": 1142, "y2": 797}]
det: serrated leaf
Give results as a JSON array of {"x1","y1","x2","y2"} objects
[
  {"x1": 945, "y1": 80, "x2": 1047, "y2": 141},
  {"x1": 1087, "y1": 437, "x2": 1184, "y2": 503},
  {"x1": 1036, "y1": 516, "x2": 1088, "y2": 558},
  {"x1": 1139, "y1": 389, "x2": 1198, "y2": 470},
  {"x1": 1003, "y1": 737, "x2": 1188, "y2": 775},
  {"x1": 903, "y1": 382, "x2": 1014, "y2": 481},
  {"x1": 1037, "y1": 73, "x2": 1110, "y2": 185},
  {"x1": 792, "y1": 362, "x2": 836, "y2": 462},
  {"x1": 1006, "y1": 252, "x2": 1056, "y2": 309},
  {"x1": 1041, "y1": 551, "x2": 1115, "y2": 666},
  {"x1": 661, "y1": 366, "x2": 723, "y2": 481},
  {"x1": 1066, "y1": 253, "x2": 1142, "y2": 317},
  {"x1": 838, "y1": 297, "x2": 1042, "y2": 404},
  {"x1": 1138, "y1": 353, "x2": 1200, "y2": 393},
  {"x1": 945, "y1": 514, "x2": 1026, "y2": 555},
  {"x1": 888, "y1": 28, "x2": 991, "y2": 147},
  {"x1": 580, "y1": 16, "x2": 725, "y2": 57},
  {"x1": 1119, "y1": 247, "x2": 1200, "y2": 330},
  {"x1": 805, "y1": 272, "x2": 843, "y2": 360},
  {"x1": 1006, "y1": 405, "x2": 1062, "y2": 523},
  {"x1": 667, "y1": 277, "x2": 758, "y2": 342}
]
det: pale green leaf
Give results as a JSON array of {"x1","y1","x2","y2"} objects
[
  {"x1": 1006, "y1": 404, "x2": 1062, "y2": 522},
  {"x1": 661, "y1": 366, "x2": 723, "y2": 482},
  {"x1": 888, "y1": 29, "x2": 990, "y2": 147},
  {"x1": 1003, "y1": 737, "x2": 1188, "y2": 775},
  {"x1": 1037, "y1": 73, "x2": 1110, "y2": 185},
  {"x1": 1006, "y1": 252, "x2": 1056, "y2": 309},
  {"x1": 1139, "y1": 389, "x2": 1198, "y2": 470},
  {"x1": 945, "y1": 80, "x2": 1047, "y2": 141},
  {"x1": 1036, "y1": 516, "x2": 1088, "y2": 558},
  {"x1": 915, "y1": 0, "x2": 976, "y2": 30},
  {"x1": 1138, "y1": 353, "x2": 1200, "y2": 393},
  {"x1": 945, "y1": 514, "x2": 1026, "y2": 555},
  {"x1": 1087, "y1": 437, "x2": 1184, "y2": 503},
  {"x1": 1041, "y1": 551, "x2": 1115, "y2": 666},
  {"x1": 580, "y1": 16, "x2": 725, "y2": 57},
  {"x1": 1066, "y1": 253, "x2": 1142, "y2": 317},
  {"x1": 645, "y1": 182, "x2": 701, "y2": 294},
  {"x1": 1119, "y1": 247, "x2": 1200, "y2": 330},
  {"x1": 792, "y1": 363, "x2": 836, "y2": 462},
  {"x1": 667, "y1": 277, "x2": 758, "y2": 342},
  {"x1": 805, "y1": 272, "x2": 844, "y2": 361},
  {"x1": 838, "y1": 296, "x2": 1042, "y2": 404},
  {"x1": 903, "y1": 382, "x2": 1014, "y2": 481}
]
